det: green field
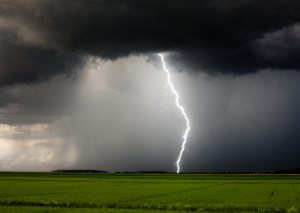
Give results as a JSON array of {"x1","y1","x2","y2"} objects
[{"x1": 0, "y1": 172, "x2": 299, "y2": 213}]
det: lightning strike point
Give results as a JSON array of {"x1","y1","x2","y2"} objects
[{"x1": 158, "y1": 54, "x2": 191, "y2": 174}]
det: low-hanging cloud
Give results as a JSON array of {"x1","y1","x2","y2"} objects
[{"x1": 1, "y1": 0, "x2": 300, "y2": 87}]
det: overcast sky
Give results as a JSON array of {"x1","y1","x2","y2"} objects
[{"x1": 1, "y1": 0, "x2": 300, "y2": 173}]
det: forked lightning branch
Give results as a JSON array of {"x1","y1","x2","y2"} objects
[{"x1": 158, "y1": 54, "x2": 191, "y2": 174}]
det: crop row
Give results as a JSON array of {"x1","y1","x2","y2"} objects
[{"x1": 0, "y1": 199, "x2": 299, "y2": 213}]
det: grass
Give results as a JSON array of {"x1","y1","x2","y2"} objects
[
  {"x1": 0, "y1": 206, "x2": 191, "y2": 213},
  {"x1": 0, "y1": 172, "x2": 299, "y2": 212}
]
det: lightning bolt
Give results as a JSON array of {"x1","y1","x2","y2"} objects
[{"x1": 158, "y1": 54, "x2": 191, "y2": 174}]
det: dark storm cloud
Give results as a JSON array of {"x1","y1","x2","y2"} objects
[
  {"x1": 0, "y1": 37, "x2": 84, "y2": 86},
  {"x1": 1, "y1": 0, "x2": 300, "y2": 86},
  {"x1": 0, "y1": 19, "x2": 84, "y2": 87}
]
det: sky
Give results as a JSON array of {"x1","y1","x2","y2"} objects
[{"x1": 1, "y1": 0, "x2": 300, "y2": 173}]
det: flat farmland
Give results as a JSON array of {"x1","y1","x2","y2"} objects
[{"x1": 0, "y1": 172, "x2": 299, "y2": 213}]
